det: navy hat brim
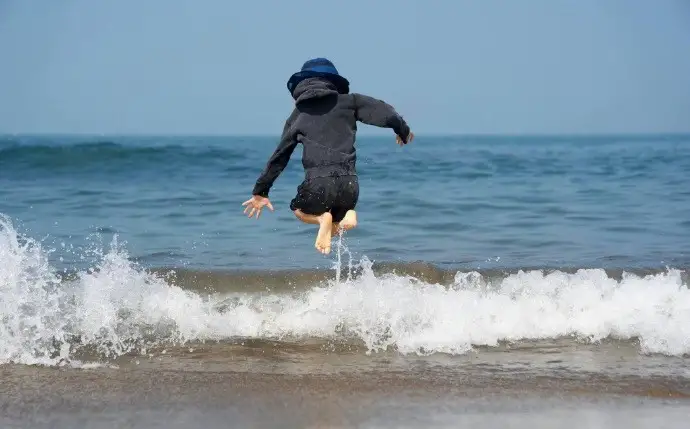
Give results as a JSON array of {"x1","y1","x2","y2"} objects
[{"x1": 287, "y1": 68, "x2": 350, "y2": 95}]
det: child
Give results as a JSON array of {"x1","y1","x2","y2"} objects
[{"x1": 242, "y1": 58, "x2": 414, "y2": 254}]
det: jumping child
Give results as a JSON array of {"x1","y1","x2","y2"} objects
[{"x1": 242, "y1": 58, "x2": 414, "y2": 254}]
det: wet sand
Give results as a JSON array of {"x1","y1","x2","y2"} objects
[
  {"x1": 2, "y1": 340, "x2": 689, "y2": 428},
  {"x1": 2, "y1": 365, "x2": 689, "y2": 429},
  {"x1": 143, "y1": 264, "x2": 690, "y2": 294}
]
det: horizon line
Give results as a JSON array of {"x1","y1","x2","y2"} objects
[{"x1": 2, "y1": 131, "x2": 690, "y2": 138}]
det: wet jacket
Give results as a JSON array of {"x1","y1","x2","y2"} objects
[{"x1": 252, "y1": 77, "x2": 411, "y2": 197}]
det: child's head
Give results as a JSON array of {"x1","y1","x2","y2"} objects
[{"x1": 287, "y1": 58, "x2": 350, "y2": 96}]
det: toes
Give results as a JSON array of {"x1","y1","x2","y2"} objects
[
  {"x1": 315, "y1": 243, "x2": 330, "y2": 254},
  {"x1": 315, "y1": 238, "x2": 331, "y2": 254}
]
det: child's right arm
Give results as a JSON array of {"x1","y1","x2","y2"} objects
[{"x1": 352, "y1": 93, "x2": 412, "y2": 144}]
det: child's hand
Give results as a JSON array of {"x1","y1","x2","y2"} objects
[
  {"x1": 396, "y1": 131, "x2": 414, "y2": 146},
  {"x1": 242, "y1": 195, "x2": 274, "y2": 219}
]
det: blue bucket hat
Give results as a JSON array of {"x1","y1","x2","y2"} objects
[{"x1": 287, "y1": 58, "x2": 350, "y2": 95}]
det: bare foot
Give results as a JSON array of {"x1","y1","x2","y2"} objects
[
  {"x1": 339, "y1": 210, "x2": 358, "y2": 231},
  {"x1": 315, "y1": 212, "x2": 333, "y2": 254}
]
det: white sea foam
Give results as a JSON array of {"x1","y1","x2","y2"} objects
[{"x1": 1, "y1": 214, "x2": 689, "y2": 367}]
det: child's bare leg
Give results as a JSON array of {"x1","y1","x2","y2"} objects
[
  {"x1": 339, "y1": 210, "x2": 358, "y2": 231},
  {"x1": 293, "y1": 209, "x2": 334, "y2": 254}
]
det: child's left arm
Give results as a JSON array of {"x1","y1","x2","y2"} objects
[{"x1": 352, "y1": 93, "x2": 413, "y2": 145}]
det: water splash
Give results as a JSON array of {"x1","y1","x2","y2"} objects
[
  {"x1": 332, "y1": 232, "x2": 355, "y2": 284},
  {"x1": 0, "y1": 214, "x2": 72, "y2": 365},
  {"x1": 1, "y1": 214, "x2": 689, "y2": 368}
]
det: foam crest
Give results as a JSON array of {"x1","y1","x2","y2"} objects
[
  {"x1": 249, "y1": 262, "x2": 690, "y2": 356},
  {"x1": 1, "y1": 215, "x2": 689, "y2": 367}
]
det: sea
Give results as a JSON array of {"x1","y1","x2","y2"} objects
[{"x1": 1, "y1": 134, "x2": 689, "y2": 428}]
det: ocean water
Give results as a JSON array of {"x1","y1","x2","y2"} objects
[
  {"x1": 2, "y1": 134, "x2": 690, "y2": 272},
  {"x1": 1, "y1": 133, "x2": 690, "y2": 356},
  {"x1": 1, "y1": 134, "x2": 690, "y2": 427}
]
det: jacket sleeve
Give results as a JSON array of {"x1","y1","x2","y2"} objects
[
  {"x1": 252, "y1": 112, "x2": 298, "y2": 197},
  {"x1": 353, "y1": 93, "x2": 411, "y2": 143}
]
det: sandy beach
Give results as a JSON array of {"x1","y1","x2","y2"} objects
[{"x1": 2, "y1": 339, "x2": 689, "y2": 429}]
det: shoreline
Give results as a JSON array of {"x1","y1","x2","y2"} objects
[
  {"x1": 3, "y1": 361, "x2": 689, "y2": 429},
  {"x1": 4, "y1": 364, "x2": 690, "y2": 401}
]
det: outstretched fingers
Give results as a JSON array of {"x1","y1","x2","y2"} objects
[
  {"x1": 396, "y1": 131, "x2": 414, "y2": 146},
  {"x1": 242, "y1": 198, "x2": 274, "y2": 219},
  {"x1": 242, "y1": 201, "x2": 258, "y2": 219}
]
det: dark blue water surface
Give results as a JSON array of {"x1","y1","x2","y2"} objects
[{"x1": 1, "y1": 134, "x2": 689, "y2": 271}]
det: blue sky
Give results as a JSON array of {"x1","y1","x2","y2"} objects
[{"x1": 1, "y1": 0, "x2": 688, "y2": 135}]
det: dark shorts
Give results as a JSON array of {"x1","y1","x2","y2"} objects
[{"x1": 290, "y1": 175, "x2": 359, "y2": 223}]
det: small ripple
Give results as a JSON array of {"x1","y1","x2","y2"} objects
[
  {"x1": 24, "y1": 196, "x2": 59, "y2": 205},
  {"x1": 162, "y1": 212, "x2": 187, "y2": 219},
  {"x1": 539, "y1": 205, "x2": 569, "y2": 215},
  {"x1": 92, "y1": 226, "x2": 119, "y2": 234},
  {"x1": 501, "y1": 194, "x2": 554, "y2": 205},
  {"x1": 132, "y1": 250, "x2": 188, "y2": 260},
  {"x1": 417, "y1": 221, "x2": 471, "y2": 232},
  {"x1": 504, "y1": 220, "x2": 542, "y2": 229},
  {"x1": 605, "y1": 225, "x2": 650, "y2": 234},
  {"x1": 70, "y1": 189, "x2": 105, "y2": 197},
  {"x1": 565, "y1": 214, "x2": 608, "y2": 222},
  {"x1": 455, "y1": 201, "x2": 526, "y2": 212}
]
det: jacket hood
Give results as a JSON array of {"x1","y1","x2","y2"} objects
[{"x1": 292, "y1": 78, "x2": 339, "y2": 104}]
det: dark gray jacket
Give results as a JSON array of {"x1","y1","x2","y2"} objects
[{"x1": 252, "y1": 77, "x2": 411, "y2": 197}]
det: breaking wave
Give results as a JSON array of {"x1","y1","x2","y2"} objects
[{"x1": 1, "y1": 214, "x2": 689, "y2": 367}]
